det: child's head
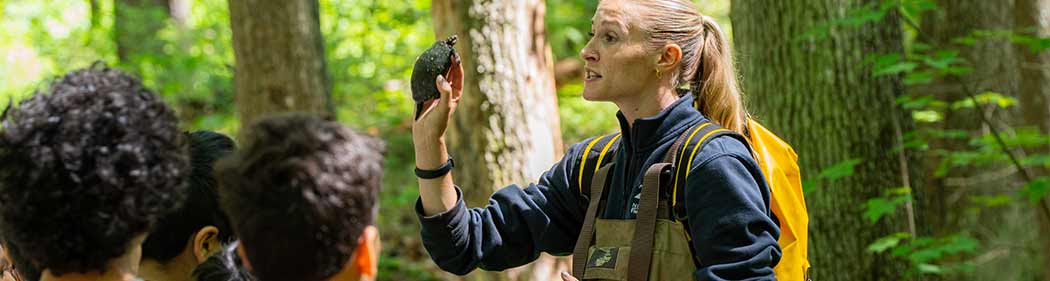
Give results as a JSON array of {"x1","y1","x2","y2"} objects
[
  {"x1": 216, "y1": 113, "x2": 384, "y2": 281},
  {"x1": 140, "y1": 131, "x2": 238, "y2": 281},
  {"x1": 0, "y1": 63, "x2": 188, "y2": 275}
]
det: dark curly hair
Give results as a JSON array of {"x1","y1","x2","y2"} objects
[
  {"x1": 0, "y1": 63, "x2": 188, "y2": 275},
  {"x1": 215, "y1": 113, "x2": 384, "y2": 281},
  {"x1": 192, "y1": 241, "x2": 255, "y2": 281},
  {"x1": 143, "y1": 131, "x2": 236, "y2": 262}
]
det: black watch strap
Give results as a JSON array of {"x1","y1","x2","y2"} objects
[{"x1": 415, "y1": 156, "x2": 454, "y2": 179}]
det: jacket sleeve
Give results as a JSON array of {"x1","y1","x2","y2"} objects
[
  {"x1": 415, "y1": 141, "x2": 592, "y2": 275},
  {"x1": 685, "y1": 136, "x2": 782, "y2": 281}
]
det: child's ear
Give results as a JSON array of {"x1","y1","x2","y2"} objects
[
  {"x1": 352, "y1": 226, "x2": 380, "y2": 278},
  {"x1": 193, "y1": 226, "x2": 221, "y2": 263}
]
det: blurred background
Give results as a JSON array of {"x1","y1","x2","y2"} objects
[{"x1": 1, "y1": 0, "x2": 1048, "y2": 280}]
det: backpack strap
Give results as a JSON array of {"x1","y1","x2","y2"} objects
[
  {"x1": 627, "y1": 163, "x2": 672, "y2": 281},
  {"x1": 668, "y1": 121, "x2": 749, "y2": 268},
  {"x1": 575, "y1": 133, "x2": 621, "y2": 196},
  {"x1": 671, "y1": 123, "x2": 748, "y2": 219},
  {"x1": 572, "y1": 164, "x2": 614, "y2": 278}
]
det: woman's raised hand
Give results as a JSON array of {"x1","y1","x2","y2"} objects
[{"x1": 412, "y1": 54, "x2": 463, "y2": 145}]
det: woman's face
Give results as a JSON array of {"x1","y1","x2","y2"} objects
[{"x1": 580, "y1": 0, "x2": 657, "y2": 102}]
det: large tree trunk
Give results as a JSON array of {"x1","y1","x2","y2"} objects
[
  {"x1": 1016, "y1": 1, "x2": 1050, "y2": 280},
  {"x1": 431, "y1": 0, "x2": 565, "y2": 280},
  {"x1": 114, "y1": 0, "x2": 170, "y2": 65},
  {"x1": 731, "y1": 1, "x2": 914, "y2": 280},
  {"x1": 228, "y1": 0, "x2": 330, "y2": 133}
]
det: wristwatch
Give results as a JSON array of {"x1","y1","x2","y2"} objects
[{"x1": 415, "y1": 156, "x2": 454, "y2": 179}]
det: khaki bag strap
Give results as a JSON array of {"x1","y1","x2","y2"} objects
[
  {"x1": 627, "y1": 163, "x2": 671, "y2": 281},
  {"x1": 625, "y1": 126, "x2": 690, "y2": 281},
  {"x1": 572, "y1": 164, "x2": 614, "y2": 278}
]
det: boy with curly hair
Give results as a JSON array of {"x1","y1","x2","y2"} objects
[
  {"x1": 215, "y1": 113, "x2": 384, "y2": 281},
  {"x1": 0, "y1": 64, "x2": 188, "y2": 281}
]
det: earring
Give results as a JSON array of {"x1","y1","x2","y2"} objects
[{"x1": 655, "y1": 68, "x2": 662, "y2": 79}]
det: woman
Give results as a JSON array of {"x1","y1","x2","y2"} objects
[{"x1": 413, "y1": 0, "x2": 781, "y2": 280}]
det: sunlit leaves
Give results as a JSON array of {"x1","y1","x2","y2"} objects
[{"x1": 869, "y1": 232, "x2": 980, "y2": 276}]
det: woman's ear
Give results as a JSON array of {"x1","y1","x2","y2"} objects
[
  {"x1": 656, "y1": 43, "x2": 683, "y2": 73},
  {"x1": 352, "y1": 226, "x2": 380, "y2": 278},
  {"x1": 193, "y1": 226, "x2": 221, "y2": 263}
]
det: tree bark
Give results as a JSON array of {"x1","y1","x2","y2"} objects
[
  {"x1": 918, "y1": 2, "x2": 1050, "y2": 279},
  {"x1": 1015, "y1": 1, "x2": 1050, "y2": 280},
  {"x1": 228, "y1": 0, "x2": 331, "y2": 133},
  {"x1": 731, "y1": 1, "x2": 914, "y2": 280},
  {"x1": 114, "y1": 0, "x2": 170, "y2": 64},
  {"x1": 431, "y1": 0, "x2": 565, "y2": 280}
]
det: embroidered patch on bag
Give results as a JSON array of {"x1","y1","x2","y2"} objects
[{"x1": 587, "y1": 247, "x2": 619, "y2": 269}]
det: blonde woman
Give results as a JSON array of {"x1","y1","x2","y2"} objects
[{"x1": 412, "y1": 1, "x2": 780, "y2": 280}]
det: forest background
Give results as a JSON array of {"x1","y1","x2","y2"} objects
[{"x1": 1, "y1": 0, "x2": 1049, "y2": 280}]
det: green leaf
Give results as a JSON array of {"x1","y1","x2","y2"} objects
[
  {"x1": 968, "y1": 194, "x2": 1013, "y2": 207},
  {"x1": 904, "y1": 70, "x2": 935, "y2": 85},
  {"x1": 1022, "y1": 154, "x2": 1050, "y2": 167},
  {"x1": 896, "y1": 94, "x2": 936, "y2": 110},
  {"x1": 912, "y1": 110, "x2": 942, "y2": 123},
  {"x1": 1020, "y1": 177, "x2": 1050, "y2": 203},
  {"x1": 875, "y1": 61, "x2": 918, "y2": 76},
  {"x1": 864, "y1": 197, "x2": 897, "y2": 223},
  {"x1": 802, "y1": 179, "x2": 819, "y2": 194},
  {"x1": 950, "y1": 92, "x2": 1016, "y2": 109},
  {"x1": 886, "y1": 186, "x2": 912, "y2": 196},
  {"x1": 867, "y1": 232, "x2": 910, "y2": 253},
  {"x1": 909, "y1": 248, "x2": 943, "y2": 264},
  {"x1": 917, "y1": 263, "x2": 944, "y2": 274},
  {"x1": 818, "y1": 158, "x2": 863, "y2": 180},
  {"x1": 942, "y1": 235, "x2": 979, "y2": 254}
]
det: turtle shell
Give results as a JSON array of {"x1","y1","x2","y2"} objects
[{"x1": 411, "y1": 35, "x2": 459, "y2": 103}]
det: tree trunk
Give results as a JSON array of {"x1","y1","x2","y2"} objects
[
  {"x1": 228, "y1": 0, "x2": 330, "y2": 133},
  {"x1": 114, "y1": 0, "x2": 170, "y2": 65},
  {"x1": 431, "y1": 0, "x2": 565, "y2": 280},
  {"x1": 1015, "y1": 1, "x2": 1050, "y2": 279},
  {"x1": 918, "y1": 2, "x2": 1050, "y2": 279},
  {"x1": 731, "y1": 1, "x2": 914, "y2": 280}
]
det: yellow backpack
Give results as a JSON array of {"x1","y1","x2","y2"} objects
[{"x1": 573, "y1": 118, "x2": 810, "y2": 280}]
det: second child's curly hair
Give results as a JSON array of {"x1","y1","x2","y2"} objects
[
  {"x1": 216, "y1": 113, "x2": 384, "y2": 281},
  {"x1": 0, "y1": 63, "x2": 188, "y2": 275}
]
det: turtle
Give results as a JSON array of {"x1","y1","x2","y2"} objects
[{"x1": 411, "y1": 35, "x2": 460, "y2": 120}]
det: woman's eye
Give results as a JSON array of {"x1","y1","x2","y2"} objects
[
  {"x1": 588, "y1": 31, "x2": 596, "y2": 37},
  {"x1": 604, "y1": 33, "x2": 616, "y2": 43}
]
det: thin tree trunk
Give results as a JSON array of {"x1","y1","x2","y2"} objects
[
  {"x1": 114, "y1": 0, "x2": 170, "y2": 64},
  {"x1": 732, "y1": 1, "x2": 914, "y2": 280},
  {"x1": 228, "y1": 0, "x2": 330, "y2": 134},
  {"x1": 88, "y1": 0, "x2": 101, "y2": 30},
  {"x1": 431, "y1": 0, "x2": 565, "y2": 280},
  {"x1": 1015, "y1": 1, "x2": 1050, "y2": 280}
]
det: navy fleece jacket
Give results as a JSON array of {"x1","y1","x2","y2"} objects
[{"x1": 416, "y1": 95, "x2": 781, "y2": 280}]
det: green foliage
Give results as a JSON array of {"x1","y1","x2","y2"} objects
[
  {"x1": 863, "y1": 187, "x2": 912, "y2": 224},
  {"x1": 1020, "y1": 177, "x2": 1050, "y2": 204},
  {"x1": 868, "y1": 232, "x2": 979, "y2": 276},
  {"x1": 557, "y1": 82, "x2": 619, "y2": 144},
  {"x1": 802, "y1": 158, "x2": 862, "y2": 194}
]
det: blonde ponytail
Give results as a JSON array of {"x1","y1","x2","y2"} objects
[
  {"x1": 640, "y1": 1, "x2": 747, "y2": 133},
  {"x1": 692, "y1": 16, "x2": 746, "y2": 133}
]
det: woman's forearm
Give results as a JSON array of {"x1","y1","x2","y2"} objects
[{"x1": 415, "y1": 136, "x2": 458, "y2": 216}]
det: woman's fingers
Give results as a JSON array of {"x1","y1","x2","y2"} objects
[
  {"x1": 435, "y1": 75, "x2": 453, "y2": 113},
  {"x1": 560, "y1": 272, "x2": 578, "y2": 281}
]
